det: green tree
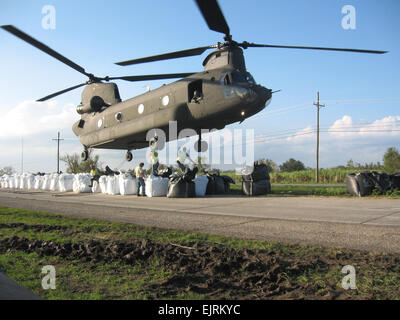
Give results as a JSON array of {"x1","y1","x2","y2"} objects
[
  {"x1": 383, "y1": 147, "x2": 400, "y2": 174},
  {"x1": 279, "y1": 158, "x2": 306, "y2": 172},
  {"x1": 60, "y1": 151, "x2": 100, "y2": 174},
  {"x1": 257, "y1": 158, "x2": 278, "y2": 172},
  {"x1": 0, "y1": 166, "x2": 14, "y2": 176}
]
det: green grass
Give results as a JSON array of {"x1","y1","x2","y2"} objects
[
  {"x1": 228, "y1": 181, "x2": 400, "y2": 198},
  {"x1": 1, "y1": 207, "x2": 400, "y2": 300}
]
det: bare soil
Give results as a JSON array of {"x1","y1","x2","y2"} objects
[{"x1": 1, "y1": 225, "x2": 399, "y2": 299}]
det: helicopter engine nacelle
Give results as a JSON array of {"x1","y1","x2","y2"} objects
[{"x1": 76, "y1": 82, "x2": 121, "y2": 114}]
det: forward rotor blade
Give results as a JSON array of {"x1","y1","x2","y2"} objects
[
  {"x1": 115, "y1": 46, "x2": 214, "y2": 66},
  {"x1": 108, "y1": 72, "x2": 198, "y2": 82},
  {"x1": 195, "y1": 0, "x2": 230, "y2": 36},
  {"x1": 242, "y1": 42, "x2": 387, "y2": 54},
  {"x1": 37, "y1": 82, "x2": 87, "y2": 102},
  {"x1": 1, "y1": 25, "x2": 93, "y2": 77}
]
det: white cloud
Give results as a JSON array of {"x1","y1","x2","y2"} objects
[
  {"x1": 0, "y1": 100, "x2": 79, "y2": 139},
  {"x1": 329, "y1": 115, "x2": 400, "y2": 138}
]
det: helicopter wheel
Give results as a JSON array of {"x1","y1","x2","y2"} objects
[
  {"x1": 194, "y1": 140, "x2": 208, "y2": 153},
  {"x1": 81, "y1": 149, "x2": 89, "y2": 161},
  {"x1": 125, "y1": 151, "x2": 133, "y2": 162}
]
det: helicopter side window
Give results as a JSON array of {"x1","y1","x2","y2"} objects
[
  {"x1": 220, "y1": 74, "x2": 231, "y2": 86},
  {"x1": 188, "y1": 80, "x2": 203, "y2": 103}
]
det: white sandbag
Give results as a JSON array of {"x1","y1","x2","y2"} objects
[
  {"x1": 19, "y1": 175, "x2": 26, "y2": 189},
  {"x1": 73, "y1": 174, "x2": 91, "y2": 193},
  {"x1": 9, "y1": 176, "x2": 15, "y2": 189},
  {"x1": 194, "y1": 175, "x2": 209, "y2": 197},
  {"x1": 41, "y1": 175, "x2": 51, "y2": 190},
  {"x1": 0, "y1": 175, "x2": 8, "y2": 188},
  {"x1": 119, "y1": 174, "x2": 137, "y2": 196},
  {"x1": 106, "y1": 175, "x2": 120, "y2": 195},
  {"x1": 13, "y1": 176, "x2": 19, "y2": 189},
  {"x1": 49, "y1": 174, "x2": 60, "y2": 191},
  {"x1": 91, "y1": 180, "x2": 101, "y2": 193},
  {"x1": 59, "y1": 174, "x2": 74, "y2": 192},
  {"x1": 145, "y1": 175, "x2": 168, "y2": 197},
  {"x1": 0, "y1": 176, "x2": 7, "y2": 188},
  {"x1": 26, "y1": 174, "x2": 35, "y2": 190},
  {"x1": 34, "y1": 176, "x2": 43, "y2": 190},
  {"x1": 99, "y1": 176, "x2": 108, "y2": 193}
]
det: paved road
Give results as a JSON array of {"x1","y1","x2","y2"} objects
[
  {"x1": 1, "y1": 189, "x2": 400, "y2": 253},
  {"x1": 0, "y1": 272, "x2": 41, "y2": 300}
]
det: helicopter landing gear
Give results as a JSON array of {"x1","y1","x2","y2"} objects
[
  {"x1": 125, "y1": 151, "x2": 133, "y2": 162},
  {"x1": 81, "y1": 148, "x2": 89, "y2": 161}
]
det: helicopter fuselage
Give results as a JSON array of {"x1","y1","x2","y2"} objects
[{"x1": 72, "y1": 47, "x2": 272, "y2": 151}]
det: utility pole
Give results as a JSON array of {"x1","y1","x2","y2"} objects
[
  {"x1": 52, "y1": 132, "x2": 64, "y2": 173},
  {"x1": 21, "y1": 137, "x2": 24, "y2": 174},
  {"x1": 313, "y1": 92, "x2": 325, "y2": 183}
]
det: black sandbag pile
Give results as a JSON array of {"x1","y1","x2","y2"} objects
[
  {"x1": 242, "y1": 162, "x2": 271, "y2": 196},
  {"x1": 346, "y1": 171, "x2": 400, "y2": 197},
  {"x1": 392, "y1": 173, "x2": 400, "y2": 189},
  {"x1": 167, "y1": 167, "x2": 198, "y2": 198},
  {"x1": 206, "y1": 172, "x2": 235, "y2": 195},
  {"x1": 158, "y1": 167, "x2": 172, "y2": 178}
]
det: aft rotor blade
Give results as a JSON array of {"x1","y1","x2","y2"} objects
[
  {"x1": 108, "y1": 72, "x2": 198, "y2": 82},
  {"x1": 242, "y1": 42, "x2": 388, "y2": 54},
  {"x1": 195, "y1": 0, "x2": 230, "y2": 36},
  {"x1": 115, "y1": 46, "x2": 215, "y2": 66},
  {"x1": 37, "y1": 82, "x2": 87, "y2": 102},
  {"x1": 1, "y1": 25, "x2": 94, "y2": 77}
]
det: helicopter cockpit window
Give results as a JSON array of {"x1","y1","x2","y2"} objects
[
  {"x1": 245, "y1": 72, "x2": 256, "y2": 85},
  {"x1": 231, "y1": 71, "x2": 256, "y2": 85},
  {"x1": 231, "y1": 71, "x2": 246, "y2": 83}
]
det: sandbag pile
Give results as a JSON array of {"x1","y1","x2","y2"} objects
[
  {"x1": 59, "y1": 174, "x2": 74, "y2": 192},
  {"x1": 106, "y1": 175, "x2": 120, "y2": 195},
  {"x1": 167, "y1": 167, "x2": 199, "y2": 198},
  {"x1": 241, "y1": 163, "x2": 271, "y2": 196},
  {"x1": 205, "y1": 173, "x2": 235, "y2": 195},
  {"x1": 119, "y1": 174, "x2": 137, "y2": 196},
  {"x1": 72, "y1": 174, "x2": 92, "y2": 193},
  {"x1": 194, "y1": 175, "x2": 209, "y2": 197},
  {"x1": 146, "y1": 175, "x2": 169, "y2": 197},
  {"x1": 346, "y1": 171, "x2": 400, "y2": 197}
]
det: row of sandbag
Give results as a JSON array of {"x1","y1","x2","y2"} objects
[
  {"x1": 346, "y1": 171, "x2": 400, "y2": 197},
  {"x1": 0, "y1": 173, "x2": 211, "y2": 197}
]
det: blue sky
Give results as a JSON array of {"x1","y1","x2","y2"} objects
[{"x1": 0, "y1": 0, "x2": 399, "y2": 173}]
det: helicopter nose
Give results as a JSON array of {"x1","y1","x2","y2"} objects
[{"x1": 254, "y1": 85, "x2": 272, "y2": 107}]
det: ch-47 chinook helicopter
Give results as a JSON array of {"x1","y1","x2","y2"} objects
[{"x1": 1, "y1": 0, "x2": 386, "y2": 162}]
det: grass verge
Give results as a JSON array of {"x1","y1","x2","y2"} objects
[{"x1": 1, "y1": 206, "x2": 400, "y2": 300}]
